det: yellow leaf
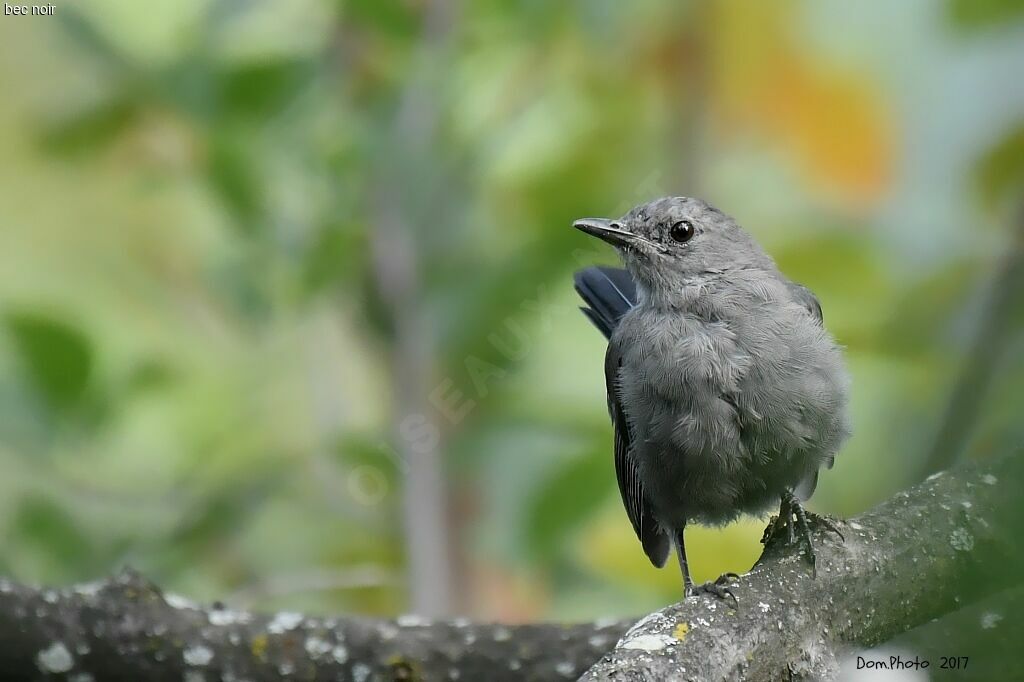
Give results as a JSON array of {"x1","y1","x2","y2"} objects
[{"x1": 710, "y1": 0, "x2": 893, "y2": 206}]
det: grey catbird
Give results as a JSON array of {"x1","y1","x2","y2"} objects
[{"x1": 573, "y1": 196, "x2": 850, "y2": 600}]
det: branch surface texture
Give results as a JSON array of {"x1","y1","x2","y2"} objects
[
  {"x1": 582, "y1": 453, "x2": 1022, "y2": 681},
  {"x1": 0, "y1": 455, "x2": 1018, "y2": 681},
  {"x1": 0, "y1": 573, "x2": 628, "y2": 681}
]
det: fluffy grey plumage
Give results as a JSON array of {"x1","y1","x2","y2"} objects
[{"x1": 573, "y1": 196, "x2": 850, "y2": 593}]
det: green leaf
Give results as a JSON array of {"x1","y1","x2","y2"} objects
[
  {"x1": 206, "y1": 131, "x2": 263, "y2": 231},
  {"x1": 4, "y1": 312, "x2": 93, "y2": 413},
  {"x1": 219, "y1": 59, "x2": 315, "y2": 120},
  {"x1": 124, "y1": 358, "x2": 179, "y2": 395},
  {"x1": 526, "y1": 445, "x2": 613, "y2": 559},
  {"x1": 947, "y1": 0, "x2": 1024, "y2": 29},
  {"x1": 160, "y1": 474, "x2": 282, "y2": 571},
  {"x1": 302, "y1": 224, "x2": 367, "y2": 297},
  {"x1": 975, "y1": 124, "x2": 1024, "y2": 210},
  {"x1": 11, "y1": 495, "x2": 95, "y2": 573},
  {"x1": 332, "y1": 432, "x2": 402, "y2": 494},
  {"x1": 38, "y1": 96, "x2": 138, "y2": 157},
  {"x1": 346, "y1": 0, "x2": 420, "y2": 39}
]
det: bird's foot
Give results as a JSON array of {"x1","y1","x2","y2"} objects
[
  {"x1": 761, "y1": 492, "x2": 844, "y2": 578},
  {"x1": 685, "y1": 573, "x2": 739, "y2": 608},
  {"x1": 804, "y1": 510, "x2": 845, "y2": 542}
]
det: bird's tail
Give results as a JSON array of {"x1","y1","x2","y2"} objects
[{"x1": 573, "y1": 266, "x2": 637, "y2": 339}]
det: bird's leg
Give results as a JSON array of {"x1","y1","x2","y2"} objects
[
  {"x1": 675, "y1": 526, "x2": 694, "y2": 592},
  {"x1": 674, "y1": 527, "x2": 739, "y2": 607},
  {"x1": 761, "y1": 490, "x2": 844, "y2": 576},
  {"x1": 761, "y1": 492, "x2": 795, "y2": 546}
]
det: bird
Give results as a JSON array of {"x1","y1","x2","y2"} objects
[{"x1": 572, "y1": 196, "x2": 850, "y2": 601}]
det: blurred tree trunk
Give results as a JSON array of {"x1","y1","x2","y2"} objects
[
  {"x1": 368, "y1": 0, "x2": 461, "y2": 618},
  {"x1": 921, "y1": 203, "x2": 1024, "y2": 478}
]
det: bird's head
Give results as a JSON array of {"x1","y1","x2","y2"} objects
[{"x1": 573, "y1": 196, "x2": 771, "y2": 298}]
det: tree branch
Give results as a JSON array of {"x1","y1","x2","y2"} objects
[
  {"x1": 0, "y1": 573, "x2": 628, "y2": 681},
  {"x1": 1, "y1": 453, "x2": 1018, "y2": 681},
  {"x1": 581, "y1": 451, "x2": 1023, "y2": 681}
]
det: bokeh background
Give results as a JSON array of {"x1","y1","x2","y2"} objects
[{"x1": 1, "y1": 0, "x2": 1022, "y2": 644}]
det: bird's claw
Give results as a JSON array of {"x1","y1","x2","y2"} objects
[
  {"x1": 685, "y1": 573, "x2": 739, "y2": 608},
  {"x1": 809, "y1": 512, "x2": 845, "y2": 541},
  {"x1": 761, "y1": 513, "x2": 787, "y2": 546},
  {"x1": 761, "y1": 491, "x2": 844, "y2": 578}
]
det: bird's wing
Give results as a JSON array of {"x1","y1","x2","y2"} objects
[
  {"x1": 605, "y1": 337, "x2": 670, "y2": 568},
  {"x1": 786, "y1": 280, "x2": 823, "y2": 325},
  {"x1": 574, "y1": 266, "x2": 637, "y2": 340},
  {"x1": 576, "y1": 265, "x2": 669, "y2": 566},
  {"x1": 785, "y1": 279, "x2": 836, "y2": 499}
]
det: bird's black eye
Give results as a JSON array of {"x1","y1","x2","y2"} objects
[{"x1": 669, "y1": 220, "x2": 695, "y2": 243}]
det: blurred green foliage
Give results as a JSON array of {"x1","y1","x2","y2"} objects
[
  {"x1": 947, "y1": 0, "x2": 1024, "y2": 30},
  {"x1": 976, "y1": 124, "x2": 1024, "y2": 210},
  {"x1": 5, "y1": 312, "x2": 94, "y2": 415},
  {"x1": 0, "y1": 0, "x2": 1022, "y2": 629}
]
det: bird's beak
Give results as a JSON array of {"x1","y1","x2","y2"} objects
[{"x1": 573, "y1": 218, "x2": 640, "y2": 249}]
